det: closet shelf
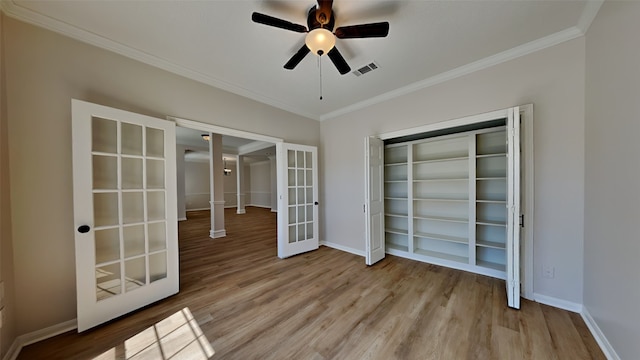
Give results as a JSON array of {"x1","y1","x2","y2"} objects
[
  {"x1": 385, "y1": 213, "x2": 408, "y2": 218},
  {"x1": 476, "y1": 153, "x2": 507, "y2": 158},
  {"x1": 477, "y1": 260, "x2": 506, "y2": 272},
  {"x1": 386, "y1": 228, "x2": 408, "y2": 236},
  {"x1": 413, "y1": 156, "x2": 468, "y2": 164},
  {"x1": 476, "y1": 240, "x2": 506, "y2": 249},
  {"x1": 414, "y1": 249, "x2": 468, "y2": 264},
  {"x1": 414, "y1": 231, "x2": 468, "y2": 244},
  {"x1": 414, "y1": 197, "x2": 468, "y2": 202},
  {"x1": 414, "y1": 215, "x2": 468, "y2": 224},
  {"x1": 476, "y1": 220, "x2": 506, "y2": 227},
  {"x1": 413, "y1": 178, "x2": 469, "y2": 182},
  {"x1": 387, "y1": 243, "x2": 409, "y2": 253}
]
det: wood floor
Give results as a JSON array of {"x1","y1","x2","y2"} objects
[{"x1": 18, "y1": 207, "x2": 605, "y2": 359}]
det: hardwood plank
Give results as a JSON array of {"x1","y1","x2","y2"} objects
[{"x1": 17, "y1": 207, "x2": 605, "y2": 360}]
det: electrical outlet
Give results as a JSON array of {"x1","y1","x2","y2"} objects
[{"x1": 543, "y1": 266, "x2": 555, "y2": 279}]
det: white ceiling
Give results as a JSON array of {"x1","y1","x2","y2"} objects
[{"x1": 4, "y1": 0, "x2": 601, "y2": 120}]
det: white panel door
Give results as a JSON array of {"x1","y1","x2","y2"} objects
[
  {"x1": 72, "y1": 99, "x2": 178, "y2": 331},
  {"x1": 276, "y1": 143, "x2": 319, "y2": 258},
  {"x1": 365, "y1": 136, "x2": 385, "y2": 265},
  {"x1": 506, "y1": 106, "x2": 521, "y2": 309}
]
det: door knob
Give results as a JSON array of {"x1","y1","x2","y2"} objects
[
  {"x1": 77, "y1": 225, "x2": 91, "y2": 233},
  {"x1": 314, "y1": 201, "x2": 319, "y2": 205}
]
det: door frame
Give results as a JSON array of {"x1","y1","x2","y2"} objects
[
  {"x1": 372, "y1": 105, "x2": 534, "y2": 300},
  {"x1": 168, "y1": 116, "x2": 286, "y2": 245}
]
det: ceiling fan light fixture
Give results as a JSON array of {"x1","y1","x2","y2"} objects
[{"x1": 305, "y1": 28, "x2": 335, "y2": 56}]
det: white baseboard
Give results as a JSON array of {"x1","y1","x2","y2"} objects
[
  {"x1": 247, "y1": 204, "x2": 272, "y2": 209},
  {"x1": 209, "y1": 229, "x2": 226, "y2": 238},
  {"x1": 2, "y1": 339, "x2": 20, "y2": 360},
  {"x1": 320, "y1": 240, "x2": 365, "y2": 257},
  {"x1": 178, "y1": 217, "x2": 187, "y2": 221},
  {"x1": 533, "y1": 293, "x2": 583, "y2": 313},
  {"x1": 185, "y1": 207, "x2": 210, "y2": 212},
  {"x1": 271, "y1": 209, "x2": 277, "y2": 213},
  {"x1": 3, "y1": 319, "x2": 77, "y2": 360},
  {"x1": 581, "y1": 308, "x2": 620, "y2": 360},
  {"x1": 236, "y1": 209, "x2": 246, "y2": 214}
]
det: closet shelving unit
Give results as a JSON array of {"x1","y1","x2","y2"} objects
[{"x1": 384, "y1": 127, "x2": 508, "y2": 279}]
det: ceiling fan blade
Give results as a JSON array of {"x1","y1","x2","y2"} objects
[
  {"x1": 284, "y1": 45, "x2": 311, "y2": 70},
  {"x1": 316, "y1": 0, "x2": 333, "y2": 24},
  {"x1": 327, "y1": 47, "x2": 351, "y2": 75},
  {"x1": 252, "y1": 12, "x2": 308, "y2": 33},
  {"x1": 334, "y1": 22, "x2": 390, "y2": 39}
]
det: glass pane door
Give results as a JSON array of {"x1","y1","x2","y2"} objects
[
  {"x1": 277, "y1": 143, "x2": 318, "y2": 258},
  {"x1": 73, "y1": 100, "x2": 178, "y2": 332}
]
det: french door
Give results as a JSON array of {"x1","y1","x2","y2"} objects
[
  {"x1": 72, "y1": 100, "x2": 178, "y2": 332},
  {"x1": 276, "y1": 143, "x2": 319, "y2": 258}
]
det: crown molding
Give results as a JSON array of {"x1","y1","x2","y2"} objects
[
  {"x1": 320, "y1": 25, "x2": 583, "y2": 121},
  {"x1": 0, "y1": 0, "x2": 319, "y2": 121},
  {"x1": 577, "y1": 0, "x2": 604, "y2": 34},
  {"x1": 2, "y1": 0, "x2": 600, "y2": 123}
]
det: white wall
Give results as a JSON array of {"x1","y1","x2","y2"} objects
[
  {"x1": 4, "y1": 17, "x2": 319, "y2": 335},
  {"x1": 320, "y1": 38, "x2": 586, "y2": 305},
  {"x1": 184, "y1": 159, "x2": 210, "y2": 211},
  {"x1": 223, "y1": 162, "x2": 238, "y2": 207},
  {"x1": 249, "y1": 160, "x2": 271, "y2": 208},
  {"x1": 584, "y1": 2, "x2": 640, "y2": 359}
]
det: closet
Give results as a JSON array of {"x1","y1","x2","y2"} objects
[
  {"x1": 365, "y1": 106, "x2": 525, "y2": 308},
  {"x1": 384, "y1": 126, "x2": 508, "y2": 279}
]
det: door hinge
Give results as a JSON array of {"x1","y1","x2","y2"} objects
[
  {"x1": 363, "y1": 204, "x2": 366, "y2": 213},
  {"x1": 520, "y1": 214, "x2": 524, "y2": 227}
]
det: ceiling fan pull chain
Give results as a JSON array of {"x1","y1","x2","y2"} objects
[{"x1": 319, "y1": 56, "x2": 323, "y2": 100}]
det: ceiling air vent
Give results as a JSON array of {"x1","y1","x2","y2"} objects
[{"x1": 353, "y1": 62, "x2": 380, "y2": 77}]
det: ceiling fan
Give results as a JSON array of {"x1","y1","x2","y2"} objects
[{"x1": 252, "y1": 0, "x2": 389, "y2": 75}]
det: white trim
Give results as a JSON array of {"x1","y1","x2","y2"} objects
[
  {"x1": 236, "y1": 209, "x2": 246, "y2": 214},
  {"x1": 320, "y1": 241, "x2": 366, "y2": 257},
  {"x1": 379, "y1": 108, "x2": 509, "y2": 140},
  {"x1": 0, "y1": 0, "x2": 318, "y2": 121},
  {"x1": 210, "y1": 200, "x2": 226, "y2": 205},
  {"x1": 2, "y1": 338, "x2": 20, "y2": 360},
  {"x1": 170, "y1": 117, "x2": 283, "y2": 144},
  {"x1": 238, "y1": 142, "x2": 275, "y2": 156},
  {"x1": 577, "y1": 0, "x2": 605, "y2": 34},
  {"x1": 581, "y1": 307, "x2": 621, "y2": 360},
  {"x1": 249, "y1": 160, "x2": 271, "y2": 167},
  {"x1": 321, "y1": 27, "x2": 583, "y2": 121},
  {"x1": 209, "y1": 229, "x2": 226, "y2": 238},
  {"x1": 2, "y1": 319, "x2": 78, "y2": 360},
  {"x1": 247, "y1": 204, "x2": 272, "y2": 209},
  {"x1": 533, "y1": 293, "x2": 583, "y2": 313},
  {"x1": 178, "y1": 217, "x2": 187, "y2": 221},
  {"x1": 185, "y1": 207, "x2": 210, "y2": 212}
]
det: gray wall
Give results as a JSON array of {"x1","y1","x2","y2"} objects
[
  {"x1": 584, "y1": 2, "x2": 640, "y2": 359},
  {"x1": 4, "y1": 17, "x2": 318, "y2": 335},
  {"x1": 320, "y1": 37, "x2": 586, "y2": 305},
  {"x1": 184, "y1": 159, "x2": 211, "y2": 210},
  {"x1": 0, "y1": 12, "x2": 17, "y2": 360}
]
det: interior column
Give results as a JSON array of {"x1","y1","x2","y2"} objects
[
  {"x1": 236, "y1": 155, "x2": 246, "y2": 214},
  {"x1": 209, "y1": 133, "x2": 226, "y2": 238}
]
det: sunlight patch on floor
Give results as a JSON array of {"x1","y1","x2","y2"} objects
[{"x1": 93, "y1": 307, "x2": 215, "y2": 359}]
